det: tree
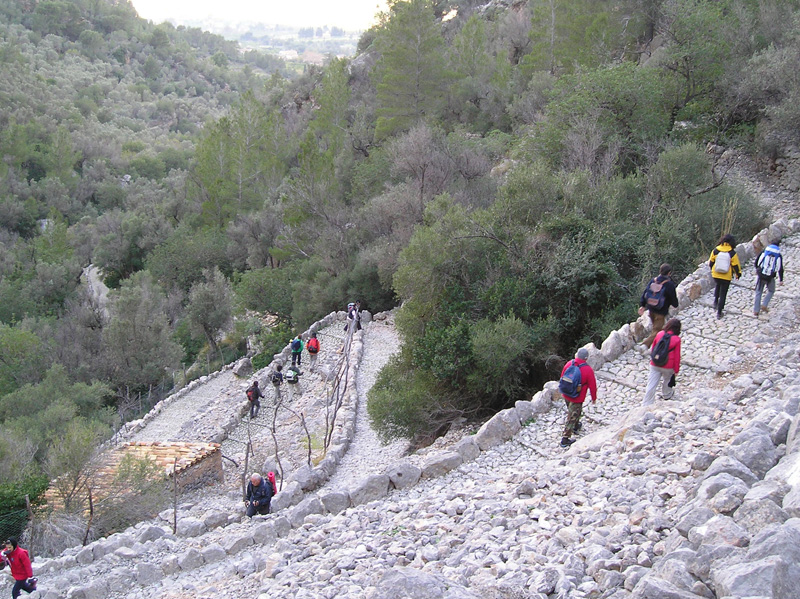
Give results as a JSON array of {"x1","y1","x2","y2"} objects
[
  {"x1": 101, "y1": 271, "x2": 182, "y2": 393},
  {"x1": 186, "y1": 268, "x2": 232, "y2": 358},
  {"x1": 372, "y1": 0, "x2": 451, "y2": 139},
  {"x1": 0, "y1": 323, "x2": 47, "y2": 395}
]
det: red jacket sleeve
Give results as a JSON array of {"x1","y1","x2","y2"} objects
[
  {"x1": 672, "y1": 335, "x2": 681, "y2": 375},
  {"x1": 19, "y1": 549, "x2": 32, "y2": 579},
  {"x1": 586, "y1": 366, "x2": 597, "y2": 401}
]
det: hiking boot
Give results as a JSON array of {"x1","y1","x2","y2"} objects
[
  {"x1": 573, "y1": 421, "x2": 582, "y2": 433},
  {"x1": 753, "y1": 311, "x2": 759, "y2": 317},
  {"x1": 761, "y1": 305, "x2": 769, "y2": 313},
  {"x1": 716, "y1": 312, "x2": 723, "y2": 320},
  {"x1": 712, "y1": 300, "x2": 718, "y2": 309},
  {"x1": 560, "y1": 437, "x2": 575, "y2": 448}
]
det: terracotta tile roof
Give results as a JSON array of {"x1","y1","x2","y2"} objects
[{"x1": 45, "y1": 442, "x2": 221, "y2": 511}]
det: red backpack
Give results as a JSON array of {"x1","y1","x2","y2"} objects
[
  {"x1": 267, "y1": 471, "x2": 277, "y2": 493},
  {"x1": 307, "y1": 338, "x2": 320, "y2": 354}
]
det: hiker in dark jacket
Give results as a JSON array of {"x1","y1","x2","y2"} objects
[
  {"x1": 245, "y1": 473, "x2": 273, "y2": 517},
  {"x1": 291, "y1": 335, "x2": 304, "y2": 367},
  {"x1": 246, "y1": 380, "x2": 264, "y2": 419},
  {"x1": 638, "y1": 263, "x2": 679, "y2": 348},
  {"x1": 709, "y1": 234, "x2": 741, "y2": 319}
]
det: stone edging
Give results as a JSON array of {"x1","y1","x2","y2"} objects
[{"x1": 267, "y1": 216, "x2": 800, "y2": 525}]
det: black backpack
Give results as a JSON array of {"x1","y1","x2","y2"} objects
[
  {"x1": 270, "y1": 372, "x2": 281, "y2": 385},
  {"x1": 651, "y1": 333, "x2": 673, "y2": 367}
]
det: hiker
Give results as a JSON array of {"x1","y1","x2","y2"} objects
[
  {"x1": 246, "y1": 380, "x2": 264, "y2": 419},
  {"x1": 638, "y1": 263, "x2": 679, "y2": 348},
  {"x1": 345, "y1": 302, "x2": 355, "y2": 332},
  {"x1": 245, "y1": 473, "x2": 273, "y2": 517},
  {"x1": 284, "y1": 366, "x2": 301, "y2": 386},
  {"x1": 754, "y1": 241, "x2": 784, "y2": 316},
  {"x1": 291, "y1": 335, "x2": 304, "y2": 367},
  {"x1": 306, "y1": 332, "x2": 320, "y2": 370},
  {"x1": 558, "y1": 348, "x2": 597, "y2": 448},
  {"x1": 1, "y1": 538, "x2": 36, "y2": 599},
  {"x1": 642, "y1": 318, "x2": 682, "y2": 406},
  {"x1": 709, "y1": 234, "x2": 741, "y2": 319},
  {"x1": 270, "y1": 364, "x2": 283, "y2": 400}
]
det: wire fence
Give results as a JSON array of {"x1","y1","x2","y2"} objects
[{"x1": 0, "y1": 509, "x2": 30, "y2": 544}]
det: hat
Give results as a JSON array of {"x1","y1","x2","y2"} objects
[{"x1": 576, "y1": 348, "x2": 589, "y2": 360}]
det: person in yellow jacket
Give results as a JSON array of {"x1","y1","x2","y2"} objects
[{"x1": 708, "y1": 234, "x2": 741, "y2": 319}]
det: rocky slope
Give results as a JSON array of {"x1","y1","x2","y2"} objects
[{"x1": 8, "y1": 157, "x2": 800, "y2": 599}]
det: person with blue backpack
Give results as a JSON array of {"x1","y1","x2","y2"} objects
[
  {"x1": 290, "y1": 335, "x2": 304, "y2": 367},
  {"x1": 638, "y1": 263, "x2": 679, "y2": 348},
  {"x1": 558, "y1": 348, "x2": 597, "y2": 448},
  {"x1": 753, "y1": 241, "x2": 784, "y2": 317}
]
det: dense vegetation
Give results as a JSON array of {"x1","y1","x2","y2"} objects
[{"x1": 2, "y1": 0, "x2": 800, "y2": 525}]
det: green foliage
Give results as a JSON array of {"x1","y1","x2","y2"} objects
[
  {"x1": 186, "y1": 267, "x2": 233, "y2": 357},
  {"x1": 251, "y1": 321, "x2": 293, "y2": 371},
  {"x1": 0, "y1": 323, "x2": 47, "y2": 395},
  {"x1": 145, "y1": 227, "x2": 230, "y2": 293},
  {"x1": 372, "y1": 0, "x2": 451, "y2": 138},
  {"x1": 235, "y1": 266, "x2": 293, "y2": 323}
]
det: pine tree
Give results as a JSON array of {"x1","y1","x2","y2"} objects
[{"x1": 372, "y1": 0, "x2": 450, "y2": 139}]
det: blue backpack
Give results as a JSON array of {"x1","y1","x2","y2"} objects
[
  {"x1": 559, "y1": 360, "x2": 587, "y2": 398},
  {"x1": 757, "y1": 246, "x2": 781, "y2": 279}
]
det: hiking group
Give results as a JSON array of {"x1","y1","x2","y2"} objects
[{"x1": 558, "y1": 236, "x2": 786, "y2": 448}]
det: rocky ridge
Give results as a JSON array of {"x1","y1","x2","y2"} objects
[{"x1": 8, "y1": 167, "x2": 800, "y2": 599}]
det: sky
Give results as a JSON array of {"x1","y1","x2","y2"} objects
[{"x1": 130, "y1": 0, "x2": 387, "y2": 30}]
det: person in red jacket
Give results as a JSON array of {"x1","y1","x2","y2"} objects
[
  {"x1": 643, "y1": 318, "x2": 682, "y2": 406},
  {"x1": 1, "y1": 538, "x2": 35, "y2": 598},
  {"x1": 559, "y1": 348, "x2": 597, "y2": 448}
]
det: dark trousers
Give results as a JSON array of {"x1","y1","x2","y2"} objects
[
  {"x1": 291, "y1": 352, "x2": 301, "y2": 366},
  {"x1": 713, "y1": 278, "x2": 731, "y2": 315},
  {"x1": 249, "y1": 399, "x2": 260, "y2": 419},
  {"x1": 12, "y1": 579, "x2": 34, "y2": 599},
  {"x1": 246, "y1": 501, "x2": 270, "y2": 517}
]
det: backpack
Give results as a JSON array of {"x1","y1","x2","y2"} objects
[
  {"x1": 643, "y1": 277, "x2": 667, "y2": 311},
  {"x1": 559, "y1": 360, "x2": 587, "y2": 398},
  {"x1": 270, "y1": 372, "x2": 281, "y2": 385},
  {"x1": 757, "y1": 247, "x2": 780, "y2": 279},
  {"x1": 651, "y1": 332, "x2": 673, "y2": 367},
  {"x1": 714, "y1": 249, "x2": 732, "y2": 274},
  {"x1": 291, "y1": 339, "x2": 302, "y2": 352},
  {"x1": 246, "y1": 387, "x2": 256, "y2": 402},
  {"x1": 267, "y1": 471, "x2": 277, "y2": 494},
  {"x1": 307, "y1": 338, "x2": 320, "y2": 354},
  {"x1": 285, "y1": 369, "x2": 298, "y2": 384}
]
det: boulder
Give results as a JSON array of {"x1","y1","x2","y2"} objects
[
  {"x1": 289, "y1": 496, "x2": 325, "y2": 527},
  {"x1": 176, "y1": 517, "x2": 206, "y2": 538},
  {"x1": 713, "y1": 556, "x2": 800, "y2": 599},
  {"x1": 515, "y1": 399, "x2": 535, "y2": 424},
  {"x1": 270, "y1": 481, "x2": 303, "y2": 512},
  {"x1": 386, "y1": 461, "x2": 422, "y2": 490},
  {"x1": 452, "y1": 437, "x2": 481, "y2": 462},
  {"x1": 134, "y1": 562, "x2": 163, "y2": 585},
  {"x1": 350, "y1": 474, "x2": 390, "y2": 506},
  {"x1": 232, "y1": 358, "x2": 253, "y2": 377},
  {"x1": 421, "y1": 452, "x2": 463, "y2": 479},
  {"x1": 320, "y1": 491, "x2": 351, "y2": 515},
  {"x1": 370, "y1": 566, "x2": 481, "y2": 599},
  {"x1": 703, "y1": 456, "x2": 758, "y2": 486},
  {"x1": 728, "y1": 432, "x2": 778, "y2": 479},
  {"x1": 474, "y1": 408, "x2": 521, "y2": 451}
]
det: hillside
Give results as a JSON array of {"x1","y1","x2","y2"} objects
[
  {"x1": 4, "y1": 0, "x2": 800, "y2": 557},
  {"x1": 8, "y1": 198, "x2": 800, "y2": 598}
]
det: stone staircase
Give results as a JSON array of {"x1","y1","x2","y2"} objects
[{"x1": 12, "y1": 221, "x2": 800, "y2": 599}]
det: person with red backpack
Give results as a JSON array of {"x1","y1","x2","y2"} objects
[
  {"x1": 558, "y1": 348, "x2": 597, "y2": 448},
  {"x1": 245, "y1": 473, "x2": 273, "y2": 517},
  {"x1": 0, "y1": 538, "x2": 36, "y2": 599},
  {"x1": 246, "y1": 380, "x2": 264, "y2": 419},
  {"x1": 638, "y1": 263, "x2": 679, "y2": 348},
  {"x1": 306, "y1": 332, "x2": 320, "y2": 370}
]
